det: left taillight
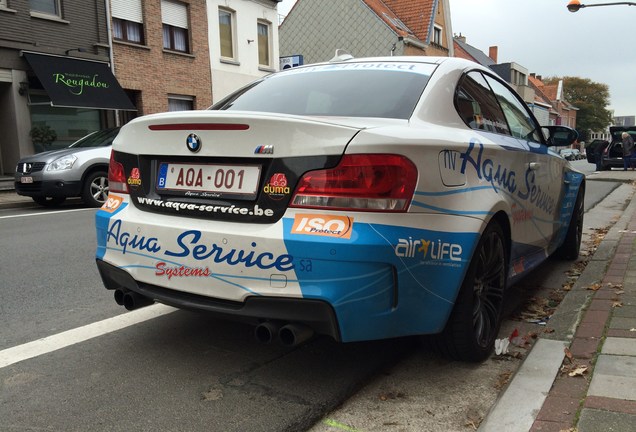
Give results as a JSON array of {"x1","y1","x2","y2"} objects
[
  {"x1": 290, "y1": 154, "x2": 417, "y2": 212},
  {"x1": 108, "y1": 150, "x2": 128, "y2": 194}
]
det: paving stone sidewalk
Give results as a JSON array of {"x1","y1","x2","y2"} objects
[{"x1": 530, "y1": 197, "x2": 636, "y2": 432}]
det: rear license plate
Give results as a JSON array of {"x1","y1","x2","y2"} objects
[
  {"x1": 20, "y1": 176, "x2": 33, "y2": 184},
  {"x1": 157, "y1": 163, "x2": 261, "y2": 199}
]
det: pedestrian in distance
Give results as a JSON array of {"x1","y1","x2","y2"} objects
[{"x1": 622, "y1": 132, "x2": 635, "y2": 171}]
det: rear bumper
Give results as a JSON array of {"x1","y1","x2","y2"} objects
[
  {"x1": 95, "y1": 198, "x2": 482, "y2": 342},
  {"x1": 96, "y1": 259, "x2": 342, "y2": 340}
]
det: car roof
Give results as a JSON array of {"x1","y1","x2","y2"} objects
[{"x1": 277, "y1": 55, "x2": 482, "y2": 74}]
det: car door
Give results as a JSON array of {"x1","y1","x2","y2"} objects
[{"x1": 482, "y1": 74, "x2": 565, "y2": 256}]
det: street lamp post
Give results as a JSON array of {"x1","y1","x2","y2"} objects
[{"x1": 567, "y1": 0, "x2": 636, "y2": 12}]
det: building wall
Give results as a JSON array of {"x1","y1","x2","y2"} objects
[
  {"x1": 207, "y1": 0, "x2": 280, "y2": 103},
  {"x1": 279, "y1": 0, "x2": 398, "y2": 65},
  {"x1": 0, "y1": 0, "x2": 111, "y2": 174},
  {"x1": 0, "y1": 1, "x2": 110, "y2": 63},
  {"x1": 113, "y1": 0, "x2": 213, "y2": 115},
  {"x1": 427, "y1": 0, "x2": 450, "y2": 56}
]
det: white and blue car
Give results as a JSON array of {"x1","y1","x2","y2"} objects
[{"x1": 95, "y1": 57, "x2": 583, "y2": 361}]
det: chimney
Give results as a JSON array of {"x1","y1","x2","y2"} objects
[
  {"x1": 489, "y1": 46, "x2": 498, "y2": 63},
  {"x1": 456, "y1": 33, "x2": 466, "y2": 44}
]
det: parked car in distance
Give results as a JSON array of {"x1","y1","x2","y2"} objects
[
  {"x1": 95, "y1": 56, "x2": 584, "y2": 362},
  {"x1": 589, "y1": 127, "x2": 636, "y2": 170},
  {"x1": 559, "y1": 148, "x2": 577, "y2": 161},
  {"x1": 15, "y1": 127, "x2": 119, "y2": 207}
]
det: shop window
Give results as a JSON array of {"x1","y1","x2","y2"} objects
[
  {"x1": 162, "y1": 0, "x2": 189, "y2": 53},
  {"x1": 29, "y1": 93, "x2": 101, "y2": 150}
]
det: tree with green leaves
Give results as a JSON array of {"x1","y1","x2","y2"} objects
[{"x1": 544, "y1": 76, "x2": 612, "y2": 142}]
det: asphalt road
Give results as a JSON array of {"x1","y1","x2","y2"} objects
[{"x1": 0, "y1": 160, "x2": 623, "y2": 432}]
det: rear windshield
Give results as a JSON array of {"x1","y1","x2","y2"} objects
[{"x1": 212, "y1": 62, "x2": 435, "y2": 120}]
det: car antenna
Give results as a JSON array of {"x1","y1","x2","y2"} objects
[{"x1": 329, "y1": 49, "x2": 354, "y2": 62}]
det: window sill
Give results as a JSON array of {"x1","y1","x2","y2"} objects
[
  {"x1": 162, "y1": 49, "x2": 195, "y2": 58},
  {"x1": 220, "y1": 58, "x2": 240, "y2": 66},
  {"x1": 258, "y1": 66, "x2": 276, "y2": 73},
  {"x1": 113, "y1": 40, "x2": 150, "y2": 50},
  {"x1": 30, "y1": 11, "x2": 69, "y2": 24},
  {"x1": 0, "y1": 6, "x2": 17, "y2": 14}
]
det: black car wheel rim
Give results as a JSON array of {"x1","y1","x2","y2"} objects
[{"x1": 472, "y1": 230, "x2": 505, "y2": 347}]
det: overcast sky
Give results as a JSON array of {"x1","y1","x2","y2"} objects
[{"x1": 278, "y1": 0, "x2": 635, "y2": 116}]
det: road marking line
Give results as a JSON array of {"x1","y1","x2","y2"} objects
[
  {"x1": 0, "y1": 208, "x2": 95, "y2": 220},
  {"x1": 0, "y1": 304, "x2": 175, "y2": 369}
]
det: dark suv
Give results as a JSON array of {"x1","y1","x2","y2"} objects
[{"x1": 586, "y1": 127, "x2": 636, "y2": 170}]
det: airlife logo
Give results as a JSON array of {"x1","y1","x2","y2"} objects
[{"x1": 395, "y1": 237, "x2": 462, "y2": 262}]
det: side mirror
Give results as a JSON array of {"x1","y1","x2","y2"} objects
[{"x1": 542, "y1": 126, "x2": 578, "y2": 147}]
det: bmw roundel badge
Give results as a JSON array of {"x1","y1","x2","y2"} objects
[{"x1": 186, "y1": 133, "x2": 202, "y2": 153}]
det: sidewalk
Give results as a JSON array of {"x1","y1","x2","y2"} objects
[
  {"x1": 0, "y1": 190, "x2": 34, "y2": 209},
  {"x1": 480, "y1": 171, "x2": 636, "y2": 432},
  {"x1": 530, "y1": 188, "x2": 636, "y2": 432}
]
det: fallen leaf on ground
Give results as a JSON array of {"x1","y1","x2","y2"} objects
[
  {"x1": 494, "y1": 371, "x2": 512, "y2": 390},
  {"x1": 568, "y1": 365, "x2": 588, "y2": 377},
  {"x1": 613, "y1": 301, "x2": 623, "y2": 308},
  {"x1": 587, "y1": 283, "x2": 601, "y2": 291},
  {"x1": 564, "y1": 347, "x2": 573, "y2": 363}
]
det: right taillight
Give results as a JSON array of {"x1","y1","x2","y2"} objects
[
  {"x1": 290, "y1": 154, "x2": 417, "y2": 212},
  {"x1": 108, "y1": 150, "x2": 128, "y2": 194}
]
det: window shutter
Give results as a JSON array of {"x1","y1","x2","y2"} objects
[
  {"x1": 111, "y1": 0, "x2": 143, "y2": 23},
  {"x1": 161, "y1": 0, "x2": 188, "y2": 29}
]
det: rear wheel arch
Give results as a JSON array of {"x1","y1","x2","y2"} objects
[{"x1": 428, "y1": 213, "x2": 510, "y2": 362}]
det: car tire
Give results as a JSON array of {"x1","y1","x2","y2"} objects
[
  {"x1": 431, "y1": 222, "x2": 507, "y2": 362},
  {"x1": 82, "y1": 170, "x2": 109, "y2": 207},
  {"x1": 554, "y1": 188, "x2": 584, "y2": 261},
  {"x1": 32, "y1": 196, "x2": 66, "y2": 207}
]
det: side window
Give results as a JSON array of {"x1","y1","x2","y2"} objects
[
  {"x1": 455, "y1": 71, "x2": 510, "y2": 135},
  {"x1": 485, "y1": 75, "x2": 543, "y2": 143}
]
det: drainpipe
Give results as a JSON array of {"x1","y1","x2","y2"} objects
[{"x1": 104, "y1": 0, "x2": 120, "y2": 127}]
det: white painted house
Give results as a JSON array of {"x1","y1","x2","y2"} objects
[{"x1": 207, "y1": 0, "x2": 281, "y2": 103}]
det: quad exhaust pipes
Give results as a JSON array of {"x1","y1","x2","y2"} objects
[
  {"x1": 113, "y1": 289, "x2": 313, "y2": 345},
  {"x1": 113, "y1": 289, "x2": 154, "y2": 311},
  {"x1": 254, "y1": 321, "x2": 315, "y2": 346}
]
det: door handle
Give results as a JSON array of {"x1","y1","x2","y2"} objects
[{"x1": 528, "y1": 162, "x2": 541, "y2": 170}]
